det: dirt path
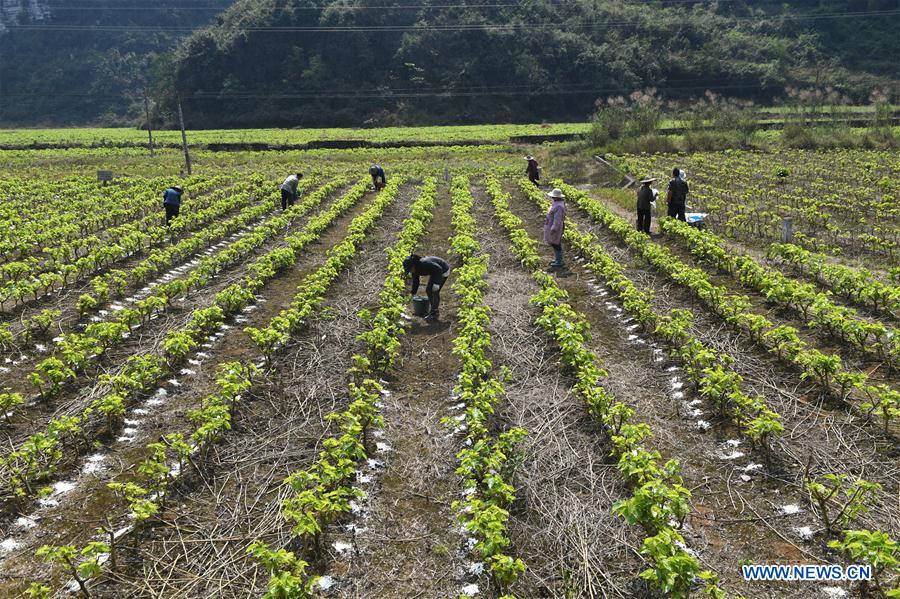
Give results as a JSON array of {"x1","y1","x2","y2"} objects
[
  {"x1": 502, "y1": 183, "x2": 891, "y2": 598},
  {"x1": 335, "y1": 183, "x2": 465, "y2": 599},
  {"x1": 471, "y1": 185, "x2": 644, "y2": 598}
]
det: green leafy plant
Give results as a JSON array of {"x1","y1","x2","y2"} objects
[{"x1": 805, "y1": 473, "x2": 882, "y2": 532}]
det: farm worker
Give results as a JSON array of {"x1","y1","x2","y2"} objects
[
  {"x1": 544, "y1": 188, "x2": 566, "y2": 268},
  {"x1": 636, "y1": 177, "x2": 656, "y2": 234},
  {"x1": 666, "y1": 167, "x2": 689, "y2": 222},
  {"x1": 280, "y1": 172, "x2": 303, "y2": 211},
  {"x1": 162, "y1": 185, "x2": 183, "y2": 226},
  {"x1": 369, "y1": 164, "x2": 387, "y2": 191},
  {"x1": 403, "y1": 254, "x2": 450, "y2": 323},
  {"x1": 525, "y1": 155, "x2": 540, "y2": 186}
]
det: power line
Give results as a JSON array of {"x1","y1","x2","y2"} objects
[
  {"x1": 5, "y1": 8, "x2": 899, "y2": 31},
  {"x1": 37, "y1": 0, "x2": 743, "y2": 10},
  {"x1": 0, "y1": 81, "x2": 786, "y2": 100}
]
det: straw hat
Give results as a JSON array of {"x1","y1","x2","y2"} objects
[
  {"x1": 547, "y1": 188, "x2": 565, "y2": 199},
  {"x1": 524, "y1": 155, "x2": 535, "y2": 160},
  {"x1": 172, "y1": 185, "x2": 183, "y2": 193},
  {"x1": 640, "y1": 177, "x2": 656, "y2": 184}
]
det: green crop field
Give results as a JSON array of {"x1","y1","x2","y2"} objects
[
  {"x1": 0, "y1": 132, "x2": 897, "y2": 599},
  {"x1": 0, "y1": 123, "x2": 589, "y2": 149}
]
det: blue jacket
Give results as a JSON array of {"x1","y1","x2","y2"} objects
[
  {"x1": 370, "y1": 165, "x2": 386, "y2": 181},
  {"x1": 163, "y1": 188, "x2": 183, "y2": 207}
]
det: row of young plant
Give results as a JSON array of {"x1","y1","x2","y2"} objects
[
  {"x1": 522, "y1": 180, "x2": 900, "y2": 596},
  {"x1": 0, "y1": 175, "x2": 278, "y2": 355},
  {"x1": 6, "y1": 177, "x2": 345, "y2": 423},
  {"x1": 485, "y1": 176, "x2": 725, "y2": 599},
  {"x1": 766, "y1": 242, "x2": 900, "y2": 318},
  {"x1": 660, "y1": 216, "x2": 898, "y2": 366},
  {"x1": 615, "y1": 149, "x2": 899, "y2": 260},
  {"x1": 24, "y1": 360, "x2": 258, "y2": 599},
  {"x1": 244, "y1": 177, "x2": 401, "y2": 361},
  {"x1": 249, "y1": 178, "x2": 424, "y2": 598},
  {"x1": 77, "y1": 174, "x2": 319, "y2": 317},
  {"x1": 559, "y1": 183, "x2": 899, "y2": 434},
  {"x1": 518, "y1": 180, "x2": 784, "y2": 454},
  {"x1": 531, "y1": 182, "x2": 900, "y2": 597},
  {"x1": 0, "y1": 175, "x2": 195, "y2": 265},
  {"x1": 449, "y1": 176, "x2": 527, "y2": 596},
  {"x1": 0, "y1": 178, "x2": 364, "y2": 503},
  {"x1": 0, "y1": 176, "x2": 227, "y2": 309},
  {"x1": 23, "y1": 179, "x2": 404, "y2": 598}
]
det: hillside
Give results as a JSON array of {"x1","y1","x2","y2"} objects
[
  {"x1": 2, "y1": 0, "x2": 898, "y2": 127},
  {"x1": 0, "y1": 0, "x2": 233, "y2": 125}
]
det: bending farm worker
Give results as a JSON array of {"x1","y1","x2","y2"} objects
[
  {"x1": 369, "y1": 164, "x2": 387, "y2": 191},
  {"x1": 544, "y1": 188, "x2": 566, "y2": 268},
  {"x1": 162, "y1": 185, "x2": 183, "y2": 226},
  {"x1": 403, "y1": 254, "x2": 450, "y2": 323},
  {"x1": 280, "y1": 172, "x2": 303, "y2": 211},
  {"x1": 666, "y1": 167, "x2": 689, "y2": 222},
  {"x1": 636, "y1": 177, "x2": 656, "y2": 234},
  {"x1": 525, "y1": 155, "x2": 540, "y2": 186}
]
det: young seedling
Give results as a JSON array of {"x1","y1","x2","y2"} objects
[
  {"x1": 0, "y1": 391, "x2": 24, "y2": 423},
  {"x1": 829, "y1": 529, "x2": 899, "y2": 598},
  {"x1": 36, "y1": 541, "x2": 109, "y2": 598},
  {"x1": 805, "y1": 473, "x2": 882, "y2": 533},
  {"x1": 246, "y1": 540, "x2": 318, "y2": 599}
]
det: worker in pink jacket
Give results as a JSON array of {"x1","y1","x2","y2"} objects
[{"x1": 543, "y1": 188, "x2": 566, "y2": 268}]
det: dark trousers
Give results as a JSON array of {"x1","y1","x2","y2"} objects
[
  {"x1": 636, "y1": 209, "x2": 651, "y2": 233},
  {"x1": 529, "y1": 177, "x2": 540, "y2": 187},
  {"x1": 165, "y1": 203, "x2": 180, "y2": 225},
  {"x1": 667, "y1": 203, "x2": 686, "y2": 221},
  {"x1": 281, "y1": 189, "x2": 296, "y2": 210},
  {"x1": 426, "y1": 273, "x2": 449, "y2": 314}
]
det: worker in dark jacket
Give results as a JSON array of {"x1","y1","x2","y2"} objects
[
  {"x1": 162, "y1": 185, "x2": 183, "y2": 226},
  {"x1": 666, "y1": 168, "x2": 689, "y2": 222},
  {"x1": 369, "y1": 164, "x2": 387, "y2": 191},
  {"x1": 403, "y1": 254, "x2": 450, "y2": 323},
  {"x1": 525, "y1": 155, "x2": 540, "y2": 186},
  {"x1": 636, "y1": 177, "x2": 656, "y2": 234},
  {"x1": 280, "y1": 172, "x2": 303, "y2": 211}
]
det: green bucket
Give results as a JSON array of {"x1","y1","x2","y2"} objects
[{"x1": 411, "y1": 295, "x2": 431, "y2": 316}]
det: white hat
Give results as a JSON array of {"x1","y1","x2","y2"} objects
[
  {"x1": 640, "y1": 177, "x2": 656, "y2": 184},
  {"x1": 524, "y1": 155, "x2": 534, "y2": 160},
  {"x1": 547, "y1": 188, "x2": 565, "y2": 199}
]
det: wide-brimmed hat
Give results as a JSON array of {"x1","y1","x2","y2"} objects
[
  {"x1": 547, "y1": 188, "x2": 565, "y2": 199},
  {"x1": 524, "y1": 155, "x2": 534, "y2": 160},
  {"x1": 172, "y1": 185, "x2": 183, "y2": 192},
  {"x1": 640, "y1": 177, "x2": 656, "y2": 184}
]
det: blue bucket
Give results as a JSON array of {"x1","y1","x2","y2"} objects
[{"x1": 411, "y1": 296, "x2": 431, "y2": 316}]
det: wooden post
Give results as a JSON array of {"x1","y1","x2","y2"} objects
[
  {"x1": 177, "y1": 97, "x2": 192, "y2": 175},
  {"x1": 143, "y1": 91, "x2": 154, "y2": 157},
  {"x1": 781, "y1": 217, "x2": 793, "y2": 243}
]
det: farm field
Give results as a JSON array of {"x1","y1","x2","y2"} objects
[
  {"x1": 0, "y1": 124, "x2": 589, "y2": 149},
  {"x1": 0, "y1": 138, "x2": 897, "y2": 599}
]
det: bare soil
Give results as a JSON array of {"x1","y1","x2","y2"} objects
[{"x1": 335, "y1": 183, "x2": 466, "y2": 599}]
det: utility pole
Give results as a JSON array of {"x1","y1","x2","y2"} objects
[
  {"x1": 143, "y1": 90, "x2": 155, "y2": 157},
  {"x1": 177, "y1": 96, "x2": 192, "y2": 175}
]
